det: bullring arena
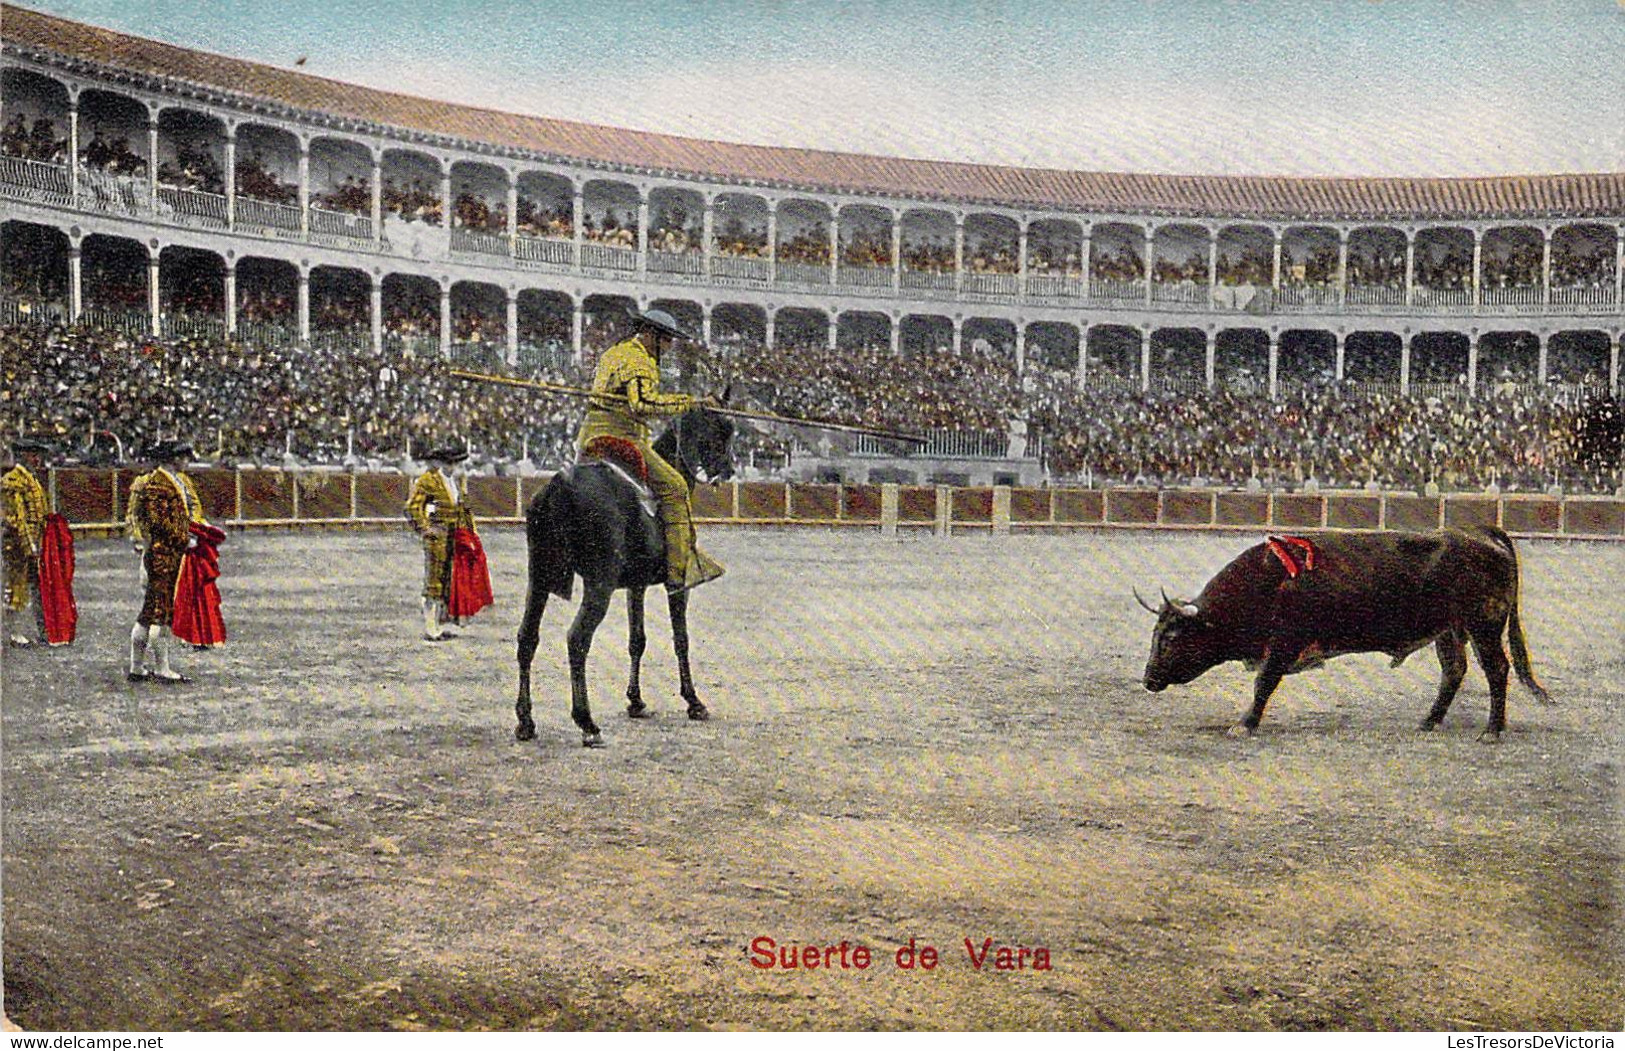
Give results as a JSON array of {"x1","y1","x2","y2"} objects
[{"x1": 2, "y1": 3, "x2": 1624, "y2": 1033}]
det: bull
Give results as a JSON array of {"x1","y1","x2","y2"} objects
[{"x1": 1137, "y1": 526, "x2": 1551, "y2": 741}]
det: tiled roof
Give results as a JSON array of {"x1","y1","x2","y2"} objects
[{"x1": 6, "y1": 3, "x2": 1624, "y2": 221}]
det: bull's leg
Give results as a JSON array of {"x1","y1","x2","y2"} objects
[
  {"x1": 514, "y1": 585, "x2": 547, "y2": 742},
  {"x1": 666, "y1": 587, "x2": 708, "y2": 720},
  {"x1": 626, "y1": 587, "x2": 651, "y2": 718},
  {"x1": 568, "y1": 580, "x2": 615, "y2": 747},
  {"x1": 1468, "y1": 622, "x2": 1512, "y2": 742},
  {"x1": 1420, "y1": 630, "x2": 1469, "y2": 731},
  {"x1": 1231, "y1": 649, "x2": 1295, "y2": 737}
]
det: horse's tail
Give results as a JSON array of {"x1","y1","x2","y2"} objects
[
  {"x1": 1482, "y1": 525, "x2": 1552, "y2": 704},
  {"x1": 528, "y1": 475, "x2": 575, "y2": 601}
]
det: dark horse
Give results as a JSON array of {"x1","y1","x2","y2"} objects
[{"x1": 515, "y1": 404, "x2": 734, "y2": 747}]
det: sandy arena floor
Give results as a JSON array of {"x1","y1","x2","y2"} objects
[{"x1": 2, "y1": 527, "x2": 1620, "y2": 1030}]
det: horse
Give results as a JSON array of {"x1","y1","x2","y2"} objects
[{"x1": 514, "y1": 402, "x2": 735, "y2": 747}]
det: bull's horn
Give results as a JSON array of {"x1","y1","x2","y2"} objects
[
  {"x1": 1161, "y1": 587, "x2": 1198, "y2": 617},
  {"x1": 1132, "y1": 587, "x2": 1160, "y2": 615}
]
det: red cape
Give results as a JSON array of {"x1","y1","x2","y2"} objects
[
  {"x1": 172, "y1": 522, "x2": 228, "y2": 646},
  {"x1": 38, "y1": 513, "x2": 77, "y2": 645},
  {"x1": 447, "y1": 527, "x2": 494, "y2": 620}
]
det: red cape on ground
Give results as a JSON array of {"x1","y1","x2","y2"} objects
[
  {"x1": 447, "y1": 527, "x2": 494, "y2": 620},
  {"x1": 37, "y1": 513, "x2": 76, "y2": 645},
  {"x1": 172, "y1": 522, "x2": 227, "y2": 646}
]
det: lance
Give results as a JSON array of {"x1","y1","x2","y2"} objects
[{"x1": 448, "y1": 368, "x2": 929, "y2": 445}]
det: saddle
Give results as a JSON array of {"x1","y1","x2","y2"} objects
[{"x1": 577, "y1": 436, "x2": 659, "y2": 519}]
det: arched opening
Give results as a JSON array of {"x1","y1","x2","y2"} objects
[
  {"x1": 1346, "y1": 227, "x2": 1406, "y2": 305},
  {"x1": 1479, "y1": 331, "x2": 1539, "y2": 388},
  {"x1": 236, "y1": 257, "x2": 298, "y2": 340},
  {"x1": 1547, "y1": 330, "x2": 1610, "y2": 389},
  {"x1": 1151, "y1": 327, "x2": 1205, "y2": 391},
  {"x1": 900, "y1": 208, "x2": 956, "y2": 290},
  {"x1": 2, "y1": 220, "x2": 69, "y2": 323},
  {"x1": 1481, "y1": 226, "x2": 1542, "y2": 305},
  {"x1": 81, "y1": 234, "x2": 149, "y2": 321},
  {"x1": 1410, "y1": 331, "x2": 1470, "y2": 389},
  {"x1": 381, "y1": 273, "x2": 441, "y2": 354},
  {"x1": 1344, "y1": 331, "x2": 1402, "y2": 386},
  {"x1": 776, "y1": 199, "x2": 832, "y2": 283},
  {"x1": 1090, "y1": 224, "x2": 1145, "y2": 299},
  {"x1": 515, "y1": 289, "x2": 573, "y2": 377},
  {"x1": 159, "y1": 245, "x2": 225, "y2": 335},
  {"x1": 1026, "y1": 220, "x2": 1083, "y2": 297},
  {"x1": 1215, "y1": 329, "x2": 1269, "y2": 393},
  {"x1": 309, "y1": 266, "x2": 368, "y2": 339},
  {"x1": 381, "y1": 149, "x2": 442, "y2": 225},
  {"x1": 1414, "y1": 227, "x2": 1472, "y2": 306},
  {"x1": 962, "y1": 213, "x2": 1018, "y2": 295},
  {"x1": 1086, "y1": 325, "x2": 1142, "y2": 388},
  {"x1": 838, "y1": 204, "x2": 892, "y2": 284},
  {"x1": 1278, "y1": 330, "x2": 1337, "y2": 388},
  {"x1": 1280, "y1": 226, "x2": 1339, "y2": 308},
  {"x1": 1152, "y1": 224, "x2": 1207, "y2": 305}
]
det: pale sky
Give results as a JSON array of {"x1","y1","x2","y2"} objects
[{"x1": 13, "y1": 0, "x2": 1625, "y2": 178}]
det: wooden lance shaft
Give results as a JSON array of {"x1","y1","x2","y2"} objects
[{"x1": 447, "y1": 368, "x2": 929, "y2": 445}]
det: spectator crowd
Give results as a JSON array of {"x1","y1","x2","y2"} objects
[{"x1": 4, "y1": 318, "x2": 1615, "y2": 494}]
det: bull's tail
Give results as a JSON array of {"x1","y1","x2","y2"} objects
[
  {"x1": 528, "y1": 476, "x2": 576, "y2": 602},
  {"x1": 1482, "y1": 525, "x2": 1553, "y2": 704}
]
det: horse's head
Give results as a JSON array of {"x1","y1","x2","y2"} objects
[{"x1": 679, "y1": 385, "x2": 735, "y2": 483}]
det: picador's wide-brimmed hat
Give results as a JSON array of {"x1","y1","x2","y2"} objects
[
  {"x1": 629, "y1": 306, "x2": 695, "y2": 342},
  {"x1": 144, "y1": 439, "x2": 194, "y2": 462},
  {"x1": 423, "y1": 446, "x2": 469, "y2": 465}
]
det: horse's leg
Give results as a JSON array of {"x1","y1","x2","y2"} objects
[
  {"x1": 626, "y1": 586, "x2": 651, "y2": 718},
  {"x1": 666, "y1": 587, "x2": 708, "y2": 721},
  {"x1": 569, "y1": 580, "x2": 615, "y2": 747},
  {"x1": 514, "y1": 584, "x2": 547, "y2": 742}
]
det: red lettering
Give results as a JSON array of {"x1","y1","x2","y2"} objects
[
  {"x1": 749, "y1": 936, "x2": 776, "y2": 969},
  {"x1": 919, "y1": 945, "x2": 938, "y2": 969},
  {"x1": 802, "y1": 944, "x2": 820, "y2": 969},
  {"x1": 965, "y1": 937, "x2": 992, "y2": 970},
  {"x1": 853, "y1": 944, "x2": 871, "y2": 969}
]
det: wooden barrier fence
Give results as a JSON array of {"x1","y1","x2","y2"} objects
[{"x1": 45, "y1": 468, "x2": 1625, "y2": 541}]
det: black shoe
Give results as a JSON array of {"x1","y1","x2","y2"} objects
[
  {"x1": 152, "y1": 671, "x2": 193, "y2": 684},
  {"x1": 126, "y1": 670, "x2": 151, "y2": 682}
]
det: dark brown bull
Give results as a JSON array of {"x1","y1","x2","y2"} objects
[{"x1": 1137, "y1": 526, "x2": 1551, "y2": 741}]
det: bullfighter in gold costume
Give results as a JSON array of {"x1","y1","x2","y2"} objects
[
  {"x1": 578, "y1": 308, "x2": 723, "y2": 592},
  {"x1": 406, "y1": 446, "x2": 477, "y2": 641},
  {"x1": 127, "y1": 440, "x2": 206, "y2": 682},
  {"x1": 2, "y1": 438, "x2": 50, "y2": 646}
]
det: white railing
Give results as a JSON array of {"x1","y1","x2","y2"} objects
[
  {"x1": 1549, "y1": 286, "x2": 1617, "y2": 308},
  {"x1": 1275, "y1": 285, "x2": 1340, "y2": 309},
  {"x1": 383, "y1": 332, "x2": 443, "y2": 358},
  {"x1": 1151, "y1": 281, "x2": 1206, "y2": 304},
  {"x1": 963, "y1": 271, "x2": 1017, "y2": 296},
  {"x1": 80, "y1": 307, "x2": 150, "y2": 334},
  {"x1": 450, "y1": 226, "x2": 509, "y2": 256},
  {"x1": 516, "y1": 234, "x2": 574, "y2": 267},
  {"x1": 237, "y1": 320, "x2": 300, "y2": 346},
  {"x1": 0, "y1": 155, "x2": 71, "y2": 206},
  {"x1": 709, "y1": 254, "x2": 770, "y2": 282},
  {"x1": 1026, "y1": 274, "x2": 1082, "y2": 299},
  {"x1": 0, "y1": 297, "x2": 66, "y2": 326},
  {"x1": 1413, "y1": 287, "x2": 1472, "y2": 308},
  {"x1": 901, "y1": 268, "x2": 957, "y2": 291},
  {"x1": 1090, "y1": 278, "x2": 1145, "y2": 301},
  {"x1": 581, "y1": 242, "x2": 636, "y2": 271},
  {"x1": 1481, "y1": 285, "x2": 1542, "y2": 307},
  {"x1": 648, "y1": 250, "x2": 705, "y2": 276},
  {"x1": 162, "y1": 313, "x2": 226, "y2": 339},
  {"x1": 310, "y1": 206, "x2": 373, "y2": 244},
  {"x1": 157, "y1": 185, "x2": 228, "y2": 229},
  {"x1": 78, "y1": 167, "x2": 150, "y2": 218},
  {"x1": 1345, "y1": 285, "x2": 1405, "y2": 306},
  {"x1": 837, "y1": 263, "x2": 894, "y2": 288},
  {"x1": 235, "y1": 195, "x2": 302, "y2": 236},
  {"x1": 776, "y1": 262, "x2": 831, "y2": 286}
]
